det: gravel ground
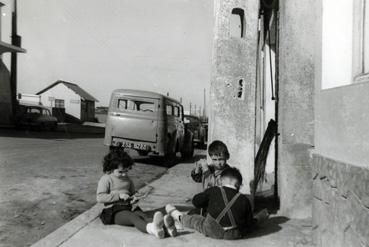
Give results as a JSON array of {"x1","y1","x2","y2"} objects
[{"x1": 0, "y1": 129, "x2": 169, "y2": 247}]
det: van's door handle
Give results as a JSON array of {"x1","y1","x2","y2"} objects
[{"x1": 111, "y1": 113, "x2": 121, "y2": 116}]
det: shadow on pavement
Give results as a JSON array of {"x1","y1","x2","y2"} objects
[
  {"x1": 176, "y1": 230, "x2": 194, "y2": 237},
  {"x1": 0, "y1": 126, "x2": 104, "y2": 139},
  {"x1": 254, "y1": 193, "x2": 279, "y2": 214},
  {"x1": 246, "y1": 216, "x2": 290, "y2": 239},
  {"x1": 133, "y1": 153, "x2": 206, "y2": 168}
]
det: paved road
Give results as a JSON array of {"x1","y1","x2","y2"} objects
[{"x1": 0, "y1": 128, "x2": 172, "y2": 247}]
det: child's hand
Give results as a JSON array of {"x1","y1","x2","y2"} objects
[
  {"x1": 198, "y1": 159, "x2": 209, "y2": 171},
  {"x1": 119, "y1": 193, "x2": 130, "y2": 201},
  {"x1": 194, "y1": 160, "x2": 204, "y2": 173},
  {"x1": 130, "y1": 195, "x2": 139, "y2": 204}
]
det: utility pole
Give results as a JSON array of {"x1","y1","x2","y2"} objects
[
  {"x1": 203, "y1": 88, "x2": 206, "y2": 117},
  {"x1": 189, "y1": 102, "x2": 192, "y2": 115},
  {"x1": 10, "y1": 0, "x2": 21, "y2": 116},
  {"x1": 194, "y1": 104, "x2": 197, "y2": 116}
]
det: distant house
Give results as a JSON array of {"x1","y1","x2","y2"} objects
[{"x1": 37, "y1": 80, "x2": 98, "y2": 122}]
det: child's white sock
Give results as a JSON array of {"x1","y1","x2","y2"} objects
[
  {"x1": 164, "y1": 214, "x2": 178, "y2": 237},
  {"x1": 165, "y1": 204, "x2": 182, "y2": 221},
  {"x1": 165, "y1": 204, "x2": 184, "y2": 229},
  {"x1": 146, "y1": 212, "x2": 164, "y2": 239}
]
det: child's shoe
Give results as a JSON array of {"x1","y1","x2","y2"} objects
[
  {"x1": 164, "y1": 214, "x2": 177, "y2": 237},
  {"x1": 146, "y1": 211, "x2": 165, "y2": 239},
  {"x1": 165, "y1": 204, "x2": 183, "y2": 230},
  {"x1": 255, "y1": 208, "x2": 269, "y2": 226}
]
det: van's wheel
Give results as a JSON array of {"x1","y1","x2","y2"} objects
[
  {"x1": 181, "y1": 138, "x2": 194, "y2": 160},
  {"x1": 137, "y1": 150, "x2": 149, "y2": 156},
  {"x1": 165, "y1": 148, "x2": 177, "y2": 161},
  {"x1": 165, "y1": 136, "x2": 177, "y2": 161},
  {"x1": 37, "y1": 123, "x2": 45, "y2": 132},
  {"x1": 50, "y1": 123, "x2": 57, "y2": 131}
]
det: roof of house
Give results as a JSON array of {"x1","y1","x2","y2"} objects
[{"x1": 36, "y1": 80, "x2": 99, "y2": 102}]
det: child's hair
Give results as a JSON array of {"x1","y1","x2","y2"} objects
[
  {"x1": 220, "y1": 167, "x2": 243, "y2": 189},
  {"x1": 102, "y1": 148, "x2": 134, "y2": 173},
  {"x1": 208, "y1": 140, "x2": 230, "y2": 159}
]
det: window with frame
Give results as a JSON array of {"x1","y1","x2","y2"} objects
[
  {"x1": 174, "y1": 106, "x2": 180, "y2": 117},
  {"x1": 166, "y1": 105, "x2": 173, "y2": 116},
  {"x1": 55, "y1": 99, "x2": 65, "y2": 108},
  {"x1": 354, "y1": 0, "x2": 369, "y2": 80},
  {"x1": 322, "y1": 0, "x2": 354, "y2": 89},
  {"x1": 42, "y1": 109, "x2": 51, "y2": 116},
  {"x1": 28, "y1": 108, "x2": 41, "y2": 114},
  {"x1": 117, "y1": 98, "x2": 156, "y2": 113}
]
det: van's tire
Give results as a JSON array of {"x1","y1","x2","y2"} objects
[
  {"x1": 50, "y1": 123, "x2": 57, "y2": 131},
  {"x1": 137, "y1": 150, "x2": 149, "y2": 156},
  {"x1": 165, "y1": 135, "x2": 177, "y2": 161},
  {"x1": 181, "y1": 139, "x2": 194, "y2": 160},
  {"x1": 181, "y1": 131, "x2": 194, "y2": 160},
  {"x1": 37, "y1": 123, "x2": 45, "y2": 132}
]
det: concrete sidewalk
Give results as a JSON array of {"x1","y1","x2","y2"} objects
[{"x1": 31, "y1": 157, "x2": 314, "y2": 247}]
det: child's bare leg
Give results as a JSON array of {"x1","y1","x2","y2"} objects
[
  {"x1": 114, "y1": 210, "x2": 165, "y2": 239},
  {"x1": 114, "y1": 210, "x2": 148, "y2": 233}
]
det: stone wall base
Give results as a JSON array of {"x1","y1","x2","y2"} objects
[{"x1": 312, "y1": 154, "x2": 369, "y2": 247}]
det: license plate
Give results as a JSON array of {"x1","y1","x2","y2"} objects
[{"x1": 113, "y1": 139, "x2": 147, "y2": 150}]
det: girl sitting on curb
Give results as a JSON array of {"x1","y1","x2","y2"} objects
[{"x1": 96, "y1": 148, "x2": 177, "y2": 239}]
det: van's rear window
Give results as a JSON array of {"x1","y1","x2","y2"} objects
[{"x1": 116, "y1": 98, "x2": 156, "y2": 113}]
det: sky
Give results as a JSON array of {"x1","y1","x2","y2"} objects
[{"x1": 1, "y1": 0, "x2": 213, "y2": 112}]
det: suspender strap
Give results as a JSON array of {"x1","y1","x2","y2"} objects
[{"x1": 216, "y1": 187, "x2": 240, "y2": 227}]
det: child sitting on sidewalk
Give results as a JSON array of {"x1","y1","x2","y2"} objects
[
  {"x1": 96, "y1": 148, "x2": 177, "y2": 239},
  {"x1": 191, "y1": 140, "x2": 231, "y2": 190},
  {"x1": 167, "y1": 167, "x2": 257, "y2": 240}
]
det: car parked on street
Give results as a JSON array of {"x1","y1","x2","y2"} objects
[
  {"x1": 15, "y1": 103, "x2": 58, "y2": 131},
  {"x1": 104, "y1": 89, "x2": 194, "y2": 158},
  {"x1": 184, "y1": 115, "x2": 207, "y2": 146}
]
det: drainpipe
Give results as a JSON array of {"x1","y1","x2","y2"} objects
[{"x1": 10, "y1": 0, "x2": 21, "y2": 117}]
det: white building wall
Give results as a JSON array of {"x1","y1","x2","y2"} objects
[{"x1": 39, "y1": 83, "x2": 81, "y2": 119}]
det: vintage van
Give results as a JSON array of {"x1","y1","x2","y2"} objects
[{"x1": 104, "y1": 89, "x2": 194, "y2": 158}]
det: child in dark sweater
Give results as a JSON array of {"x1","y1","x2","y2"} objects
[{"x1": 167, "y1": 167, "x2": 255, "y2": 240}]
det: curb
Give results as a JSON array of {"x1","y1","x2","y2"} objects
[
  {"x1": 30, "y1": 174, "x2": 169, "y2": 247},
  {"x1": 31, "y1": 204, "x2": 103, "y2": 247}
]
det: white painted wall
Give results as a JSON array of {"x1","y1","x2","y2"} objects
[
  {"x1": 322, "y1": 0, "x2": 353, "y2": 89},
  {"x1": 39, "y1": 83, "x2": 81, "y2": 119}
]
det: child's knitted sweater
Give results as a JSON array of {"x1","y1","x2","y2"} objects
[{"x1": 96, "y1": 174, "x2": 135, "y2": 206}]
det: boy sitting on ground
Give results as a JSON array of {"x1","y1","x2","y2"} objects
[{"x1": 167, "y1": 167, "x2": 256, "y2": 240}]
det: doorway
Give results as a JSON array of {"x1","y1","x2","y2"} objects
[{"x1": 254, "y1": 1, "x2": 279, "y2": 212}]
